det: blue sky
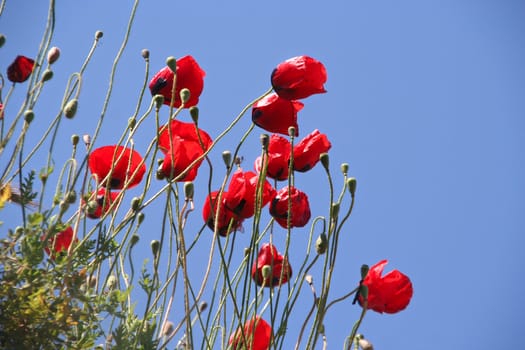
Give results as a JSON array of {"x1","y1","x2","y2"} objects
[{"x1": 2, "y1": 0, "x2": 525, "y2": 349}]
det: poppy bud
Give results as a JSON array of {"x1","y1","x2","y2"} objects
[
  {"x1": 131, "y1": 197, "x2": 141, "y2": 211},
  {"x1": 162, "y1": 321, "x2": 174, "y2": 337},
  {"x1": 24, "y1": 110, "x2": 34, "y2": 124},
  {"x1": 260, "y1": 133, "x2": 269, "y2": 149},
  {"x1": 71, "y1": 134, "x2": 79, "y2": 146},
  {"x1": 141, "y1": 49, "x2": 150, "y2": 60},
  {"x1": 166, "y1": 56, "x2": 177, "y2": 72},
  {"x1": 261, "y1": 265, "x2": 272, "y2": 280},
  {"x1": 156, "y1": 165, "x2": 166, "y2": 180},
  {"x1": 358, "y1": 336, "x2": 374, "y2": 350},
  {"x1": 83, "y1": 134, "x2": 91, "y2": 146},
  {"x1": 128, "y1": 117, "x2": 136, "y2": 130},
  {"x1": 130, "y1": 234, "x2": 140, "y2": 246},
  {"x1": 107, "y1": 275, "x2": 117, "y2": 290},
  {"x1": 331, "y1": 202, "x2": 340, "y2": 219},
  {"x1": 180, "y1": 88, "x2": 190, "y2": 104},
  {"x1": 347, "y1": 177, "x2": 357, "y2": 197},
  {"x1": 288, "y1": 126, "x2": 296, "y2": 138},
  {"x1": 47, "y1": 47, "x2": 61, "y2": 64},
  {"x1": 189, "y1": 106, "x2": 199, "y2": 123},
  {"x1": 315, "y1": 233, "x2": 328, "y2": 254},
  {"x1": 340, "y1": 163, "x2": 349, "y2": 175},
  {"x1": 244, "y1": 247, "x2": 251, "y2": 256},
  {"x1": 305, "y1": 274, "x2": 314, "y2": 285},
  {"x1": 184, "y1": 182, "x2": 194, "y2": 200},
  {"x1": 86, "y1": 200, "x2": 98, "y2": 215},
  {"x1": 64, "y1": 99, "x2": 78, "y2": 119},
  {"x1": 95, "y1": 30, "x2": 103, "y2": 39},
  {"x1": 137, "y1": 212, "x2": 145, "y2": 224},
  {"x1": 359, "y1": 284, "x2": 369, "y2": 300},
  {"x1": 42, "y1": 69, "x2": 53, "y2": 82},
  {"x1": 319, "y1": 152, "x2": 329, "y2": 171},
  {"x1": 0, "y1": 34, "x2": 5, "y2": 48},
  {"x1": 66, "y1": 190, "x2": 77, "y2": 204},
  {"x1": 222, "y1": 150, "x2": 232, "y2": 168},
  {"x1": 150, "y1": 240, "x2": 160, "y2": 257},
  {"x1": 360, "y1": 264, "x2": 369, "y2": 279},
  {"x1": 153, "y1": 94, "x2": 165, "y2": 109}
]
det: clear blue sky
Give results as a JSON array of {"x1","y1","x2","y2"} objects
[{"x1": 2, "y1": 0, "x2": 525, "y2": 349}]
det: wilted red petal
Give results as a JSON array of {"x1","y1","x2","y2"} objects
[
  {"x1": 251, "y1": 243, "x2": 292, "y2": 287},
  {"x1": 358, "y1": 260, "x2": 413, "y2": 314},
  {"x1": 43, "y1": 226, "x2": 77, "y2": 259},
  {"x1": 254, "y1": 134, "x2": 291, "y2": 181},
  {"x1": 293, "y1": 129, "x2": 331, "y2": 172},
  {"x1": 202, "y1": 191, "x2": 243, "y2": 237},
  {"x1": 229, "y1": 316, "x2": 272, "y2": 350},
  {"x1": 252, "y1": 93, "x2": 303, "y2": 136},
  {"x1": 7, "y1": 55, "x2": 35, "y2": 83},
  {"x1": 269, "y1": 186, "x2": 311, "y2": 228},
  {"x1": 149, "y1": 55, "x2": 205, "y2": 108},
  {"x1": 224, "y1": 169, "x2": 276, "y2": 219},
  {"x1": 88, "y1": 145, "x2": 146, "y2": 190},
  {"x1": 85, "y1": 188, "x2": 120, "y2": 219},
  {"x1": 271, "y1": 56, "x2": 327, "y2": 100}
]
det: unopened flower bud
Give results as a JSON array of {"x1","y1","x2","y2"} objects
[
  {"x1": 0, "y1": 34, "x2": 5, "y2": 48},
  {"x1": 137, "y1": 212, "x2": 145, "y2": 224},
  {"x1": 340, "y1": 163, "x2": 349, "y2": 175},
  {"x1": 151, "y1": 240, "x2": 160, "y2": 257},
  {"x1": 244, "y1": 247, "x2": 251, "y2": 256},
  {"x1": 107, "y1": 275, "x2": 117, "y2": 290},
  {"x1": 305, "y1": 275, "x2": 314, "y2": 285},
  {"x1": 184, "y1": 182, "x2": 194, "y2": 200},
  {"x1": 317, "y1": 324, "x2": 325, "y2": 334},
  {"x1": 199, "y1": 301, "x2": 208, "y2": 312},
  {"x1": 315, "y1": 233, "x2": 328, "y2": 254},
  {"x1": 153, "y1": 94, "x2": 164, "y2": 109},
  {"x1": 360, "y1": 264, "x2": 369, "y2": 279},
  {"x1": 180, "y1": 88, "x2": 190, "y2": 104},
  {"x1": 162, "y1": 321, "x2": 174, "y2": 337},
  {"x1": 358, "y1": 336, "x2": 374, "y2": 350},
  {"x1": 128, "y1": 117, "x2": 136, "y2": 130},
  {"x1": 189, "y1": 106, "x2": 199, "y2": 123},
  {"x1": 95, "y1": 30, "x2": 103, "y2": 39},
  {"x1": 83, "y1": 134, "x2": 91, "y2": 146},
  {"x1": 141, "y1": 49, "x2": 150, "y2": 59},
  {"x1": 131, "y1": 197, "x2": 141, "y2": 211},
  {"x1": 347, "y1": 177, "x2": 357, "y2": 197},
  {"x1": 331, "y1": 202, "x2": 340, "y2": 219},
  {"x1": 47, "y1": 47, "x2": 61, "y2": 64},
  {"x1": 130, "y1": 234, "x2": 140, "y2": 247},
  {"x1": 260, "y1": 134, "x2": 269, "y2": 150},
  {"x1": 42, "y1": 69, "x2": 53, "y2": 82},
  {"x1": 66, "y1": 190, "x2": 77, "y2": 204},
  {"x1": 166, "y1": 56, "x2": 177, "y2": 72},
  {"x1": 288, "y1": 126, "x2": 296, "y2": 138},
  {"x1": 222, "y1": 151, "x2": 232, "y2": 168},
  {"x1": 156, "y1": 165, "x2": 166, "y2": 180},
  {"x1": 64, "y1": 99, "x2": 78, "y2": 119},
  {"x1": 71, "y1": 134, "x2": 80, "y2": 146},
  {"x1": 86, "y1": 200, "x2": 98, "y2": 215},
  {"x1": 320, "y1": 153, "x2": 329, "y2": 171},
  {"x1": 261, "y1": 265, "x2": 272, "y2": 280},
  {"x1": 24, "y1": 110, "x2": 34, "y2": 124}
]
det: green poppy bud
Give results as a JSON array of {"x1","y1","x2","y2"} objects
[
  {"x1": 66, "y1": 190, "x2": 77, "y2": 204},
  {"x1": 107, "y1": 275, "x2": 117, "y2": 290},
  {"x1": 340, "y1": 163, "x2": 349, "y2": 175},
  {"x1": 64, "y1": 99, "x2": 78, "y2": 119},
  {"x1": 153, "y1": 94, "x2": 164, "y2": 109},
  {"x1": 95, "y1": 30, "x2": 103, "y2": 39},
  {"x1": 42, "y1": 69, "x2": 53, "y2": 82},
  {"x1": 141, "y1": 49, "x2": 150, "y2": 60},
  {"x1": 128, "y1": 117, "x2": 136, "y2": 130},
  {"x1": 151, "y1": 240, "x2": 160, "y2": 257},
  {"x1": 288, "y1": 126, "x2": 296, "y2": 138},
  {"x1": 71, "y1": 134, "x2": 80, "y2": 146},
  {"x1": 222, "y1": 150, "x2": 232, "y2": 168},
  {"x1": 131, "y1": 197, "x2": 141, "y2": 211},
  {"x1": 319, "y1": 152, "x2": 329, "y2": 171},
  {"x1": 137, "y1": 212, "x2": 145, "y2": 224},
  {"x1": 360, "y1": 264, "x2": 369, "y2": 279},
  {"x1": 166, "y1": 56, "x2": 177, "y2": 72},
  {"x1": 24, "y1": 110, "x2": 34, "y2": 124},
  {"x1": 347, "y1": 177, "x2": 357, "y2": 197},
  {"x1": 199, "y1": 301, "x2": 208, "y2": 312},
  {"x1": 184, "y1": 182, "x2": 194, "y2": 200},
  {"x1": 315, "y1": 233, "x2": 328, "y2": 254},
  {"x1": 130, "y1": 234, "x2": 140, "y2": 247},
  {"x1": 189, "y1": 106, "x2": 199, "y2": 123},
  {"x1": 180, "y1": 88, "x2": 190, "y2": 104},
  {"x1": 261, "y1": 265, "x2": 272, "y2": 280},
  {"x1": 331, "y1": 202, "x2": 340, "y2": 219}
]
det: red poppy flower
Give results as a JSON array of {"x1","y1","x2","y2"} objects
[
  {"x1": 271, "y1": 55, "x2": 327, "y2": 100},
  {"x1": 158, "y1": 119, "x2": 213, "y2": 181},
  {"x1": 202, "y1": 191, "x2": 243, "y2": 237},
  {"x1": 43, "y1": 226, "x2": 77, "y2": 258},
  {"x1": 251, "y1": 243, "x2": 292, "y2": 287},
  {"x1": 254, "y1": 134, "x2": 291, "y2": 181},
  {"x1": 7, "y1": 55, "x2": 35, "y2": 83},
  {"x1": 269, "y1": 186, "x2": 311, "y2": 229},
  {"x1": 224, "y1": 169, "x2": 276, "y2": 219},
  {"x1": 229, "y1": 316, "x2": 272, "y2": 350},
  {"x1": 252, "y1": 93, "x2": 304, "y2": 136},
  {"x1": 85, "y1": 188, "x2": 120, "y2": 219},
  {"x1": 149, "y1": 55, "x2": 205, "y2": 108},
  {"x1": 88, "y1": 145, "x2": 146, "y2": 190},
  {"x1": 358, "y1": 260, "x2": 413, "y2": 314},
  {"x1": 293, "y1": 129, "x2": 331, "y2": 172}
]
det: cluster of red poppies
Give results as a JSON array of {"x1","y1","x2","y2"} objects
[{"x1": 9, "y1": 50, "x2": 413, "y2": 348}]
